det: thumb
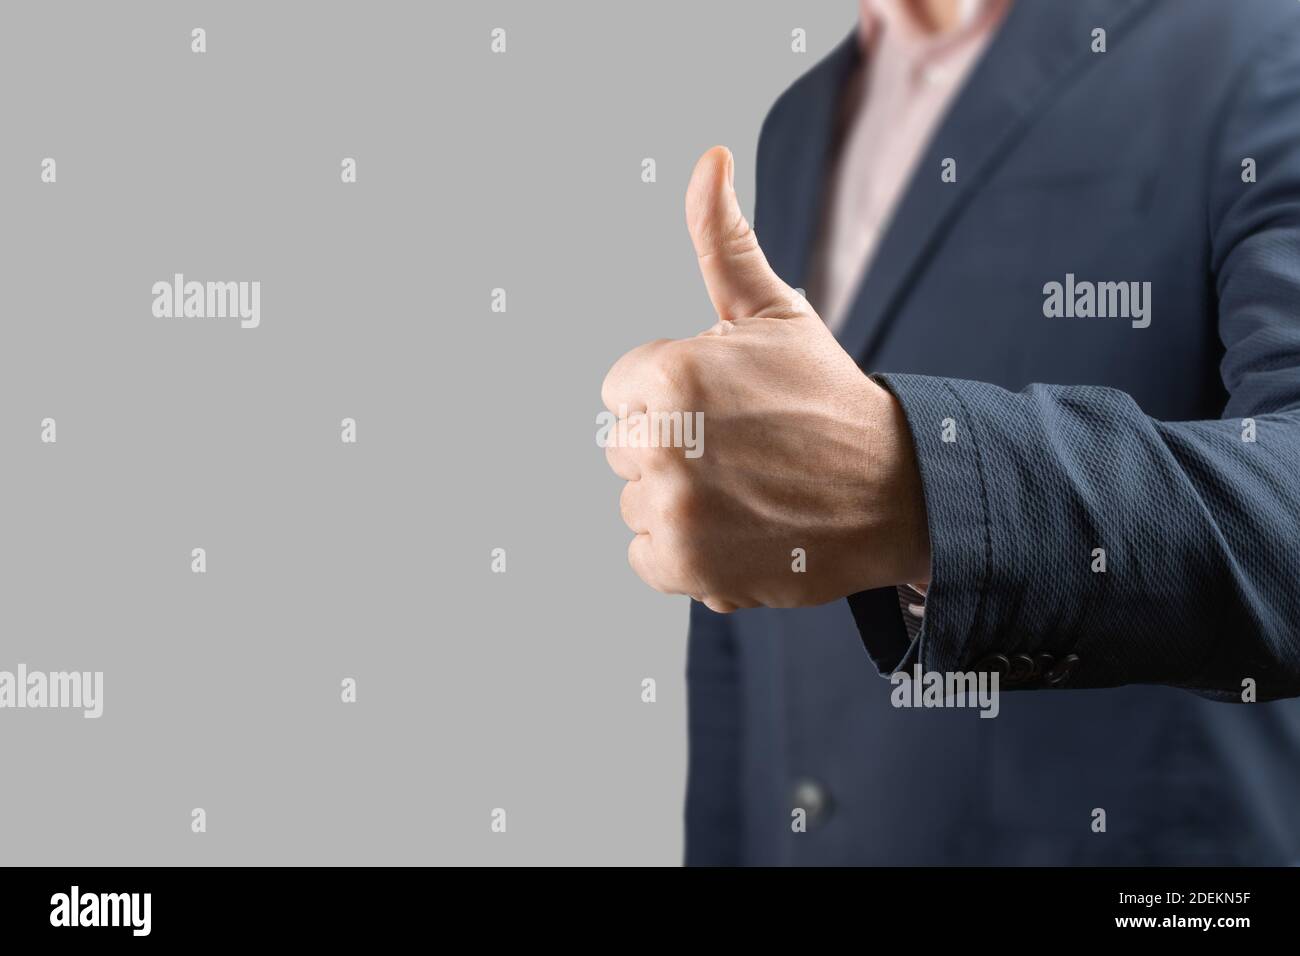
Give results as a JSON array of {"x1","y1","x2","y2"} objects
[{"x1": 686, "y1": 146, "x2": 808, "y2": 322}]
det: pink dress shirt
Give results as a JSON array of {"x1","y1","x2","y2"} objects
[{"x1": 811, "y1": 0, "x2": 1012, "y2": 333}]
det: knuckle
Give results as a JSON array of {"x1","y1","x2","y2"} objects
[
  {"x1": 605, "y1": 442, "x2": 637, "y2": 479},
  {"x1": 648, "y1": 344, "x2": 702, "y2": 408},
  {"x1": 627, "y1": 536, "x2": 661, "y2": 590},
  {"x1": 602, "y1": 338, "x2": 669, "y2": 411},
  {"x1": 702, "y1": 596, "x2": 737, "y2": 614},
  {"x1": 619, "y1": 482, "x2": 639, "y2": 529},
  {"x1": 662, "y1": 531, "x2": 708, "y2": 595},
  {"x1": 599, "y1": 361, "x2": 624, "y2": 412}
]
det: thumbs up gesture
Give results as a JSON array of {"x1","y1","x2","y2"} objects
[{"x1": 602, "y1": 147, "x2": 931, "y2": 613}]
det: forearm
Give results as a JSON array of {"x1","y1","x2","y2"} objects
[{"x1": 865, "y1": 371, "x2": 1300, "y2": 700}]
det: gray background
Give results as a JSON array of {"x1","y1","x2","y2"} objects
[{"x1": 0, "y1": 0, "x2": 855, "y2": 865}]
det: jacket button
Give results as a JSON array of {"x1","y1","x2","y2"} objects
[
  {"x1": 1007, "y1": 654, "x2": 1036, "y2": 685},
  {"x1": 791, "y1": 779, "x2": 831, "y2": 826},
  {"x1": 1034, "y1": 652, "x2": 1056, "y2": 677},
  {"x1": 974, "y1": 654, "x2": 1010, "y2": 677},
  {"x1": 1046, "y1": 654, "x2": 1080, "y2": 685}
]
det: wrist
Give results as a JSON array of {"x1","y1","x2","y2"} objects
[{"x1": 862, "y1": 378, "x2": 932, "y2": 589}]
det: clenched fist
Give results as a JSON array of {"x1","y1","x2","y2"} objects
[{"x1": 602, "y1": 146, "x2": 930, "y2": 613}]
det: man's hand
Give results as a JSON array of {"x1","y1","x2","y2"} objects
[{"x1": 601, "y1": 146, "x2": 930, "y2": 613}]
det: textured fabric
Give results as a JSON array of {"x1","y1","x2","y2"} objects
[
  {"x1": 866, "y1": 371, "x2": 1300, "y2": 700},
  {"x1": 811, "y1": 0, "x2": 1010, "y2": 331},
  {"x1": 686, "y1": 0, "x2": 1300, "y2": 866}
]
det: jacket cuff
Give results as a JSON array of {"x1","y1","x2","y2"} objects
[
  {"x1": 846, "y1": 586, "x2": 914, "y2": 675},
  {"x1": 848, "y1": 372, "x2": 1004, "y2": 675}
]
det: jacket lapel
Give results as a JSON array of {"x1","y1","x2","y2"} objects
[
  {"x1": 755, "y1": 32, "x2": 862, "y2": 297},
  {"x1": 828, "y1": 0, "x2": 1154, "y2": 362}
]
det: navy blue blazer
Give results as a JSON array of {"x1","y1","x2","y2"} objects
[{"x1": 686, "y1": 0, "x2": 1300, "y2": 865}]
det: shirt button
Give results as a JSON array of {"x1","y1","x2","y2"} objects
[{"x1": 791, "y1": 778, "x2": 832, "y2": 826}]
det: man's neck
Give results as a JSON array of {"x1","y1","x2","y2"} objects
[{"x1": 908, "y1": 0, "x2": 966, "y2": 33}]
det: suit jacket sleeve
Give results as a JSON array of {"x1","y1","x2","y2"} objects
[{"x1": 849, "y1": 22, "x2": 1300, "y2": 702}]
